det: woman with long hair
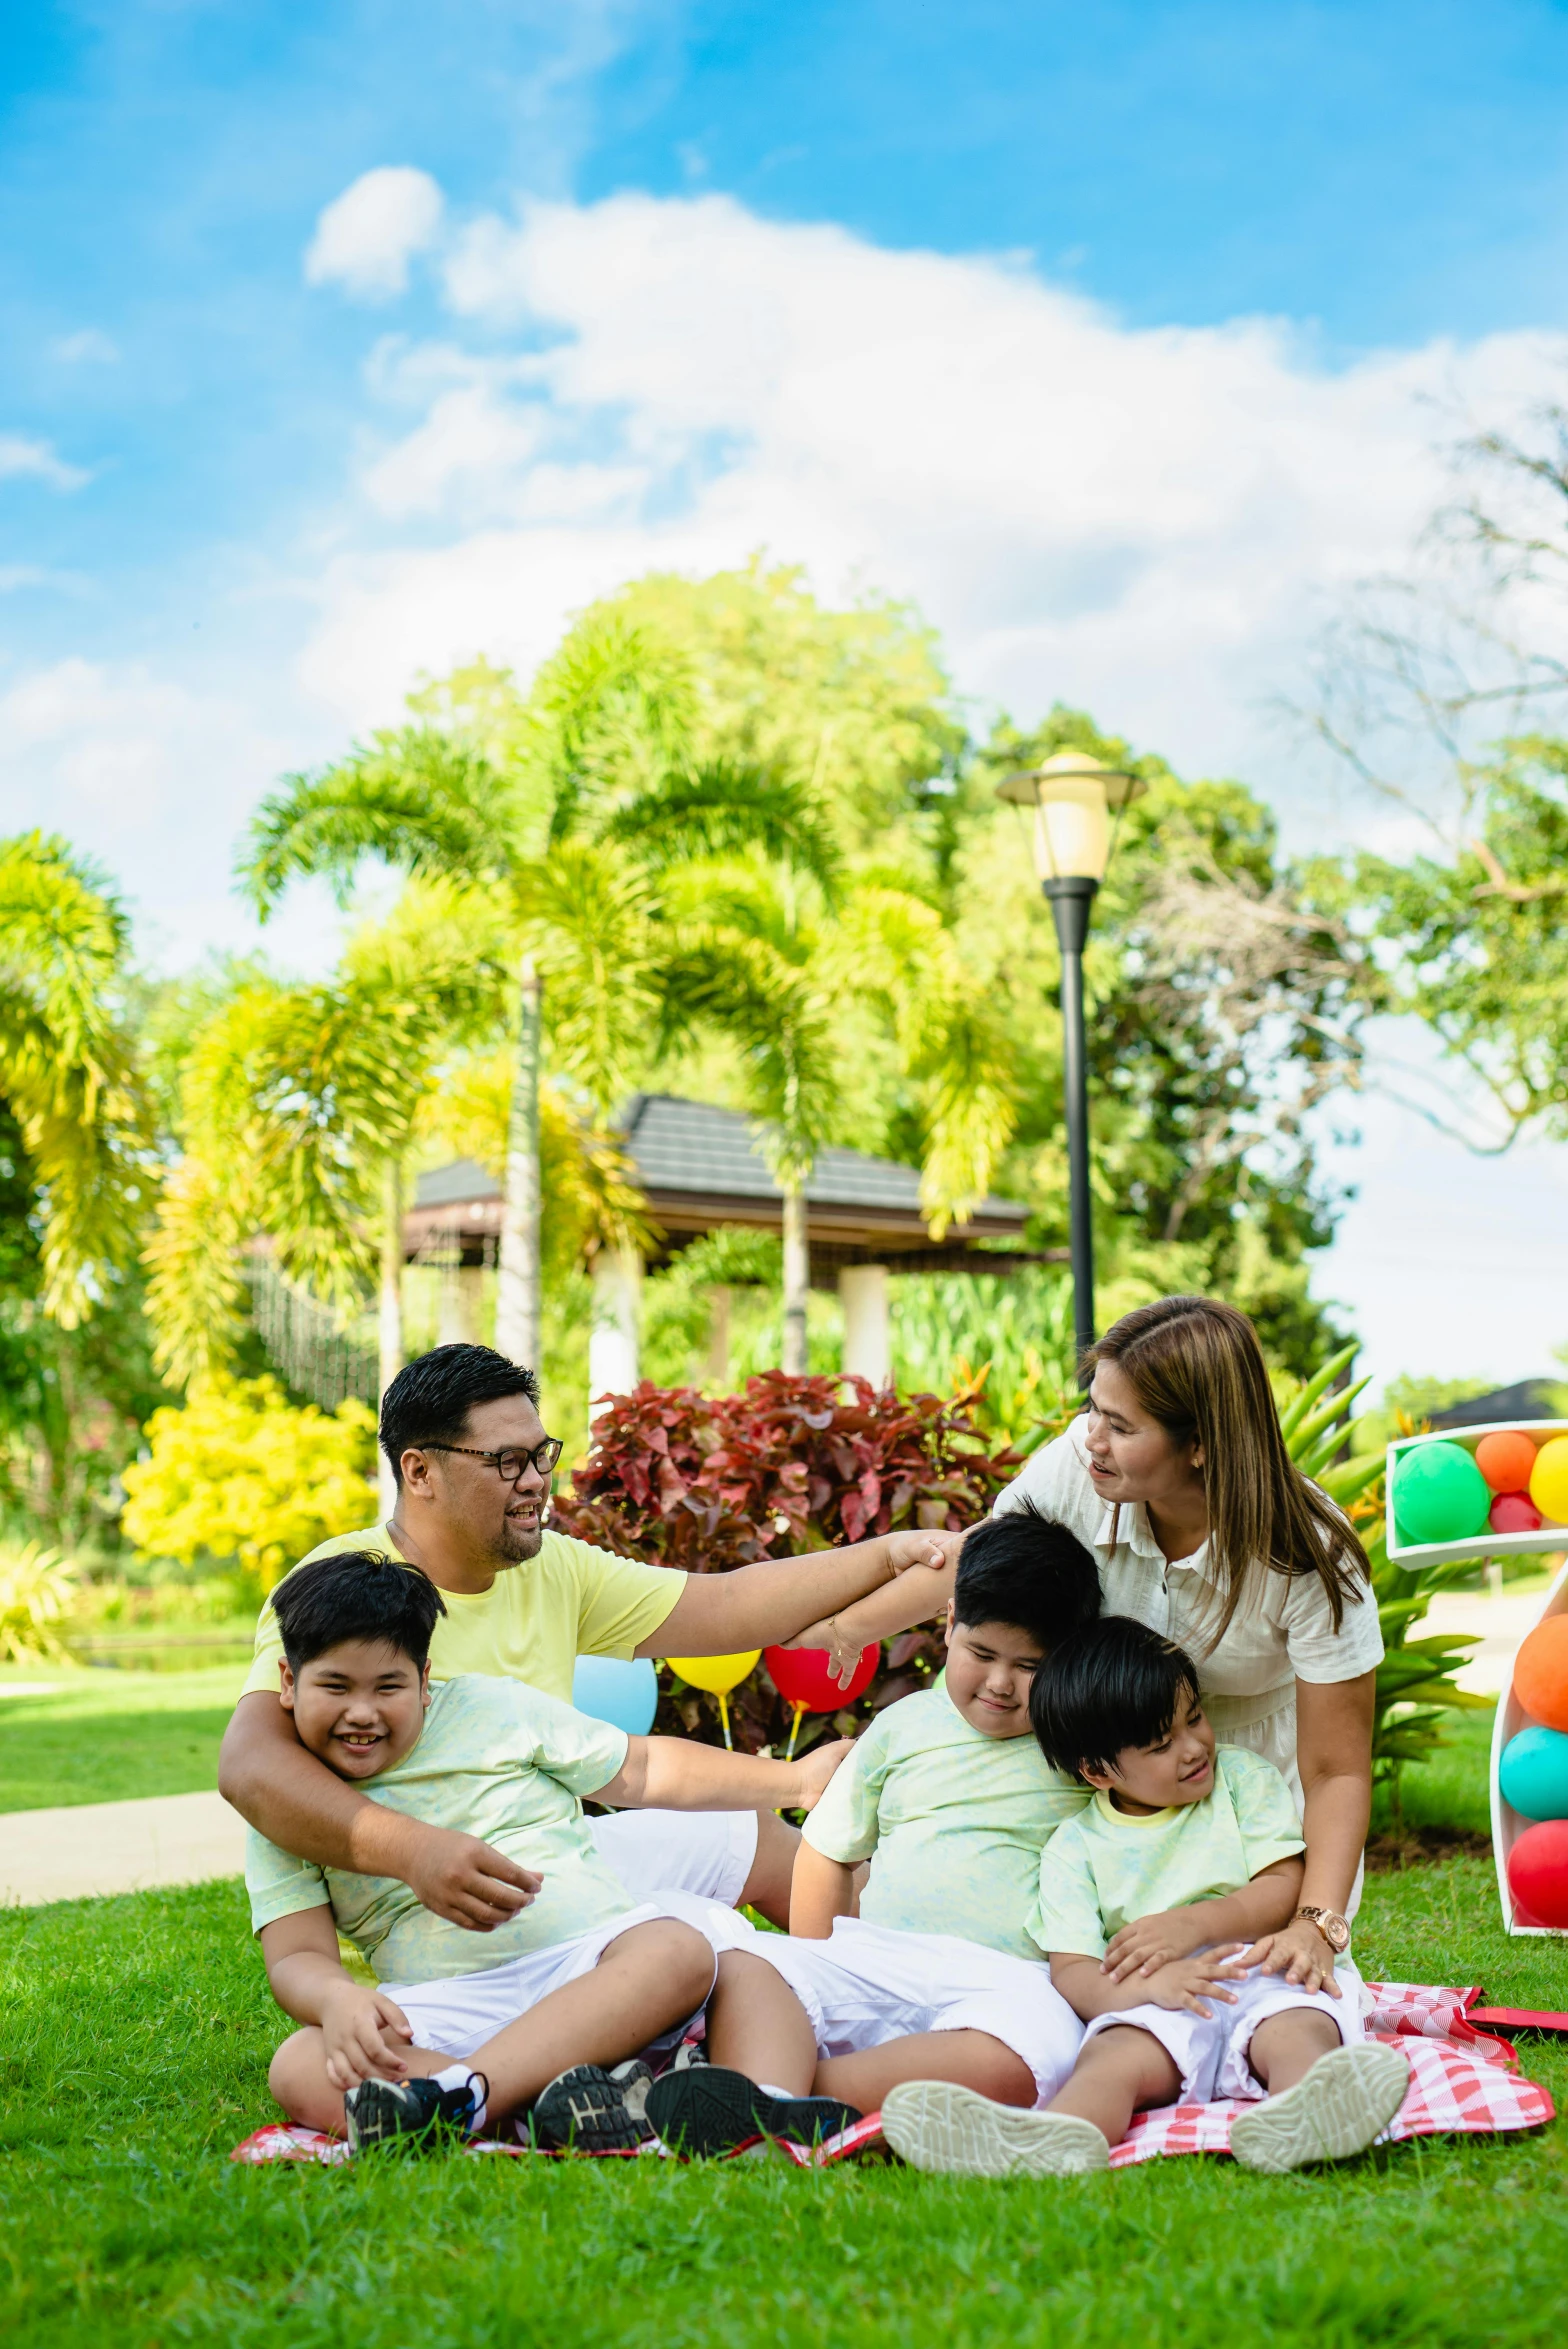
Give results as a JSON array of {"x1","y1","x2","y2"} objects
[
  {"x1": 994, "y1": 1294, "x2": 1380, "y2": 1997},
  {"x1": 808, "y1": 1295, "x2": 1381, "y2": 1998}
]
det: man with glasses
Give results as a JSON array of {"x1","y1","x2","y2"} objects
[{"x1": 220, "y1": 1345, "x2": 958, "y2": 1930}]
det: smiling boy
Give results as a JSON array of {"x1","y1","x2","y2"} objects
[
  {"x1": 248, "y1": 1549, "x2": 855, "y2": 2153},
  {"x1": 639, "y1": 1511, "x2": 1106, "y2": 2153},
  {"x1": 882, "y1": 1617, "x2": 1407, "y2": 2177}
]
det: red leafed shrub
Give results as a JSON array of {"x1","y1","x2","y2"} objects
[{"x1": 551, "y1": 1372, "x2": 1020, "y2": 1750}]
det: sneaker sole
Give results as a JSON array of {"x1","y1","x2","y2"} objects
[
  {"x1": 344, "y1": 2080, "x2": 444, "y2": 2154},
  {"x1": 646, "y1": 2068, "x2": 861, "y2": 2157},
  {"x1": 532, "y1": 2066, "x2": 651, "y2": 2155},
  {"x1": 881, "y1": 2082, "x2": 1109, "y2": 2178},
  {"x1": 1228, "y1": 2045, "x2": 1409, "y2": 2174}
]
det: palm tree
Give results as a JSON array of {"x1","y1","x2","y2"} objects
[
  {"x1": 145, "y1": 883, "x2": 506, "y2": 1429},
  {"x1": 237, "y1": 616, "x2": 831, "y2": 1369},
  {"x1": 663, "y1": 859, "x2": 1019, "y2": 1373},
  {"x1": 0, "y1": 832, "x2": 148, "y2": 1325}
]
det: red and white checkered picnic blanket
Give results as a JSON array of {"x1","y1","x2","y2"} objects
[
  {"x1": 228, "y1": 1983, "x2": 1553, "y2": 2170},
  {"x1": 1106, "y1": 1982, "x2": 1553, "y2": 2168}
]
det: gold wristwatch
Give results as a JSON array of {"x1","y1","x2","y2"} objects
[{"x1": 1295, "y1": 1905, "x2": 1351, "y2": 1954}]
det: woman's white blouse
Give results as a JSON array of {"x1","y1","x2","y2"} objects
[{"x1": 993, "y1": 1418, "x2": 1384, "y2": 1806}]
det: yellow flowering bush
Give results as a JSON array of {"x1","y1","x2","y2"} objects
[{"x1": 121, "y1": 1376, "x2": 378, "y2": 1592}]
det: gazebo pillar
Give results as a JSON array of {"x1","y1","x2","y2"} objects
[
  {"x1": 589, "y1": 1245, "x2": 642, "y2": 1418},
  {"x1": 839, "y1": 1263, "x2": 891, "y2": 1388}
]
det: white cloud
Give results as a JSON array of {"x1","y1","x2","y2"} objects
[
  {"x1": 305, "y1": 167, "x2": 446, "y2": 302},
  {"x1": 51, "y1": 329, "x2": 120, "y2": 365},
  {"x1": 0, "y1": 434, "x2": 89, "y2": 490},
  {"x1": 296, "y1": 189, "x2": 1568, "y2": 853}
]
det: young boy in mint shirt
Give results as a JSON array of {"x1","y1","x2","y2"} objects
[
  {"x1": 644, "y1": 1512, "x2": 1102, "y2": 2152},
  {"x1": 248, "y1": 1549, "x2": 854, "y2": 2154},
  {"x1": 881, "y1": 1617, "x2": 1408, "y2": 2178}
]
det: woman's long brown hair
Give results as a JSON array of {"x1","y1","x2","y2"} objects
[{"x1": 1085, "y1": 1295, "x2": 1369, "y2": 1643}]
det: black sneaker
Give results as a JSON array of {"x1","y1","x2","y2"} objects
[
  {"x1": 344, "y1": 2071, "x2": 486, "y2": 2154},
  {"x1": 646, "y1": 2066, "x2": 861, "y2": 2158},
  {"x1": 530, "y1": 2062, "x2": 655, "y2": 2154}
]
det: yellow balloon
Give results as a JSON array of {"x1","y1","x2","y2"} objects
[
  {"x1": 1530, "y1": 1436, "x2": 1568, "y2": 1524},
  {"x1": 665, "y1": 1650, "x2": 761, "y2": 1697}
]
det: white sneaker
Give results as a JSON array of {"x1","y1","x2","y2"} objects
[
  {"x1": 881, "y1": 2082, "x2": 1109, "y2": 2178},
  {"x1": 1228, "y1": 2044, "x2": 1409, "y2": 2175}
]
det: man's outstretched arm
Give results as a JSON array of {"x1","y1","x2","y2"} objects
[
  {"x1": 635, "y1": 1527, "x2": 962, "y2": 1661},
  {"x1": 218, "y1": 1693, "x2": 538, "y2": 1931}
]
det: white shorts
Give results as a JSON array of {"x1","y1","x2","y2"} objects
[
  {"x1": 1081, "y1": 1953, "x2": 1364, "y2": 2105},
  {"x1": 379, "y1": 1895, "x2": 742, "y2": 2061},
  {"x1": 731, "y1": 1916, "x2": 1085, "y2": 2106},
  {"x1": 587, "y1": 1808, "x2": 758, "y2": 1907}
]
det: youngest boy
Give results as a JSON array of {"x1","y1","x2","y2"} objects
[
  {"x1": 249, "y1": 1549, "x2": 853, "y2": 2154},
  {"x1": 644, "y1": 1511, "x2": 1102, "y2": 2151},
  {"x1": 881, "y1": 1616, "x2": 1407, "y2": 2177}
]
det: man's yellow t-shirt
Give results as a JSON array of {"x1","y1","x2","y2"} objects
[{"x1": 240, "y1": 1524, "x2": 686, "y2": 1705}]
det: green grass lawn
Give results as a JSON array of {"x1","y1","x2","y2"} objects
[
  {"x1": 0, "y1": 1691, "x2": 1563, "y2": 2346},
  {"x1": 0, "y1": 1667, "x2": 246, "y2": 1813},
  {"x1": 0, "y1": 1861, "x2": 1564, "y2": 2344}
]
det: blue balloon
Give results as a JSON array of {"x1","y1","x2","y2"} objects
[
  {"x1": 1500, "y1": 1724, "x2": 1568, "y2": 1822},
  {"x1": 571, "y1": 1654, "x2": 658, "y2": 1736}
]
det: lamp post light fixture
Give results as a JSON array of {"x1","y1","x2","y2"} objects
[{"x1": 997, "y1": 749, "x2": 1148, "y2": 1373}]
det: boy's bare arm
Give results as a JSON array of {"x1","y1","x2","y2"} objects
[
  {"x1": 259, "y1": 1908, "x2": 419, "y2": 2089},
  {"x1": 786, "y1": 1558, "x2": 959, "y2": 1688},
  {"x1": 591, "y1": 1733, "x2": 852, "y2": 1815},
  {"x1": 790, "y1": 1840, "x2": 859, "y2": 1937},
  {"x1": 1099, "y1": 1856, "x2": 1306, "y2": 1982},
  {"x1": 1049, "y1": 1946, "x2": 1251, "y2": 2022}
]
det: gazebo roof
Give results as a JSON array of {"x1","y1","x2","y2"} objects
[{"x1": 406, "y1": 1092, "x2": 1038, "y2": 1273}]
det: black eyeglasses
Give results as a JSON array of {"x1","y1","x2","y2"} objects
[{"x1": 422, "y1": 1438, "x2": 564, "y2": 1483}]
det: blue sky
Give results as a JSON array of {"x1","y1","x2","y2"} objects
[{"x1": 6, "y1": 0, "x2": 1568, "y2": 1390}]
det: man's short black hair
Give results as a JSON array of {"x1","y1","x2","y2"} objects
[
  {"x1": 271, "y1": 1549, "x2": 446, "y2": 1672},
  {"x1": 951, "y1": 1502, "x2": 1101, "y2": 1655},
  {"x1": 1029, "y1": 1615, "x2": 1201, "y2": 1784},
  {"x1": 379, "y1": 1343, "x2": 541, "y2": 1485}
]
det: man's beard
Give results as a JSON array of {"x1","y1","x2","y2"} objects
[{"x1": 495, "y1": 1513, "x2": 545, "y2": 1564}]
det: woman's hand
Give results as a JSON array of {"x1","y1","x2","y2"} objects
[
  {"x1": 319, "y1": 1984, "x2": 416, "y2": 2090},
  {"x1": 1101, "y1": 1907, "x2": 1209, "y2": 1980},
  {"x1": 1247, "y1": 1914, "x2": 1342, "y2": 1998}
]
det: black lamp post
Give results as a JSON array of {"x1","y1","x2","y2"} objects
[{"x1": 997, "y1": 750, "x2": 1146, "y2": 1372}]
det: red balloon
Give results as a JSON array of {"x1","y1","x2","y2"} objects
[
  {"x1": 1507, "y1": 1819, "x2": 1568, "y2": 1930},
  {"x1": 764, "y1": 1641, "x2": 879, "y2": 1713},
  {"x1": 1491, "y1": 1490, "x2": 1544, "y2": 1535}
]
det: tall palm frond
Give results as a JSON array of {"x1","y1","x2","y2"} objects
[{"x1": 0, "y1": 833, "x2": 150, "y2": 1323}]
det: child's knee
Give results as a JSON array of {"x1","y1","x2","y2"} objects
[
  {"x1": 268, "y1": 2027, "x2": 331, "y2": 2123},
  {"x1": 627, "y1": 1918, "x2": 715, "y2": 2001}
]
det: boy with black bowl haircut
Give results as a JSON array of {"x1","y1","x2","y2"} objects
[
  {"x1": 643, "y1": 1510, "x2": 1103, "y2": 2154},
  {"x1": 250, "y1": 1550, "x2": 855, "y2": 2154},
  {"x1": 881, "y1": 1616, "x2": 1406, "y2": 2177}
]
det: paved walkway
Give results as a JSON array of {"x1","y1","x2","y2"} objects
[
  {"x1": 0, "y1": 1788, "x2": 246, "y2": 1908},
  {"x1": 1412, "y1": 1579, "x2": 1567, "y2": 1697}
]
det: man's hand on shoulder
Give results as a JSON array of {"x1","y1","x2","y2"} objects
[
  {"x1": 398, "y1": 1824, "x2": 542, "y2": 1932},
  {"x1": 790, "y1": 1736, "x2": 855, "y2": 1813}
]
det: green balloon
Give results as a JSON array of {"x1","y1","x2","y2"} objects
[{"x1": 1393, "y1": 1441, "x2": 1491, "y2": 1545}]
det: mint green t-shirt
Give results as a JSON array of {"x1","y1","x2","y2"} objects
[
  {"x1": 801, "y1": 1682, "x2": 1090, "y2": 1961},
  {"x1": 1027, "y1": 1744, "x2": 1305, "y2": 1962},
  {"x1": 245, "y1": 1675, "x2": 633, "y2": 1985}
]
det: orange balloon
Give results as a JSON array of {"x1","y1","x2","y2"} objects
[
  {"x1": 1476, "y1": 1430, "x2": 1540, "y2": 1494},
  {"x1": 1514, "y1": 1616, "x2": 1568, "y2": 1735}
]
